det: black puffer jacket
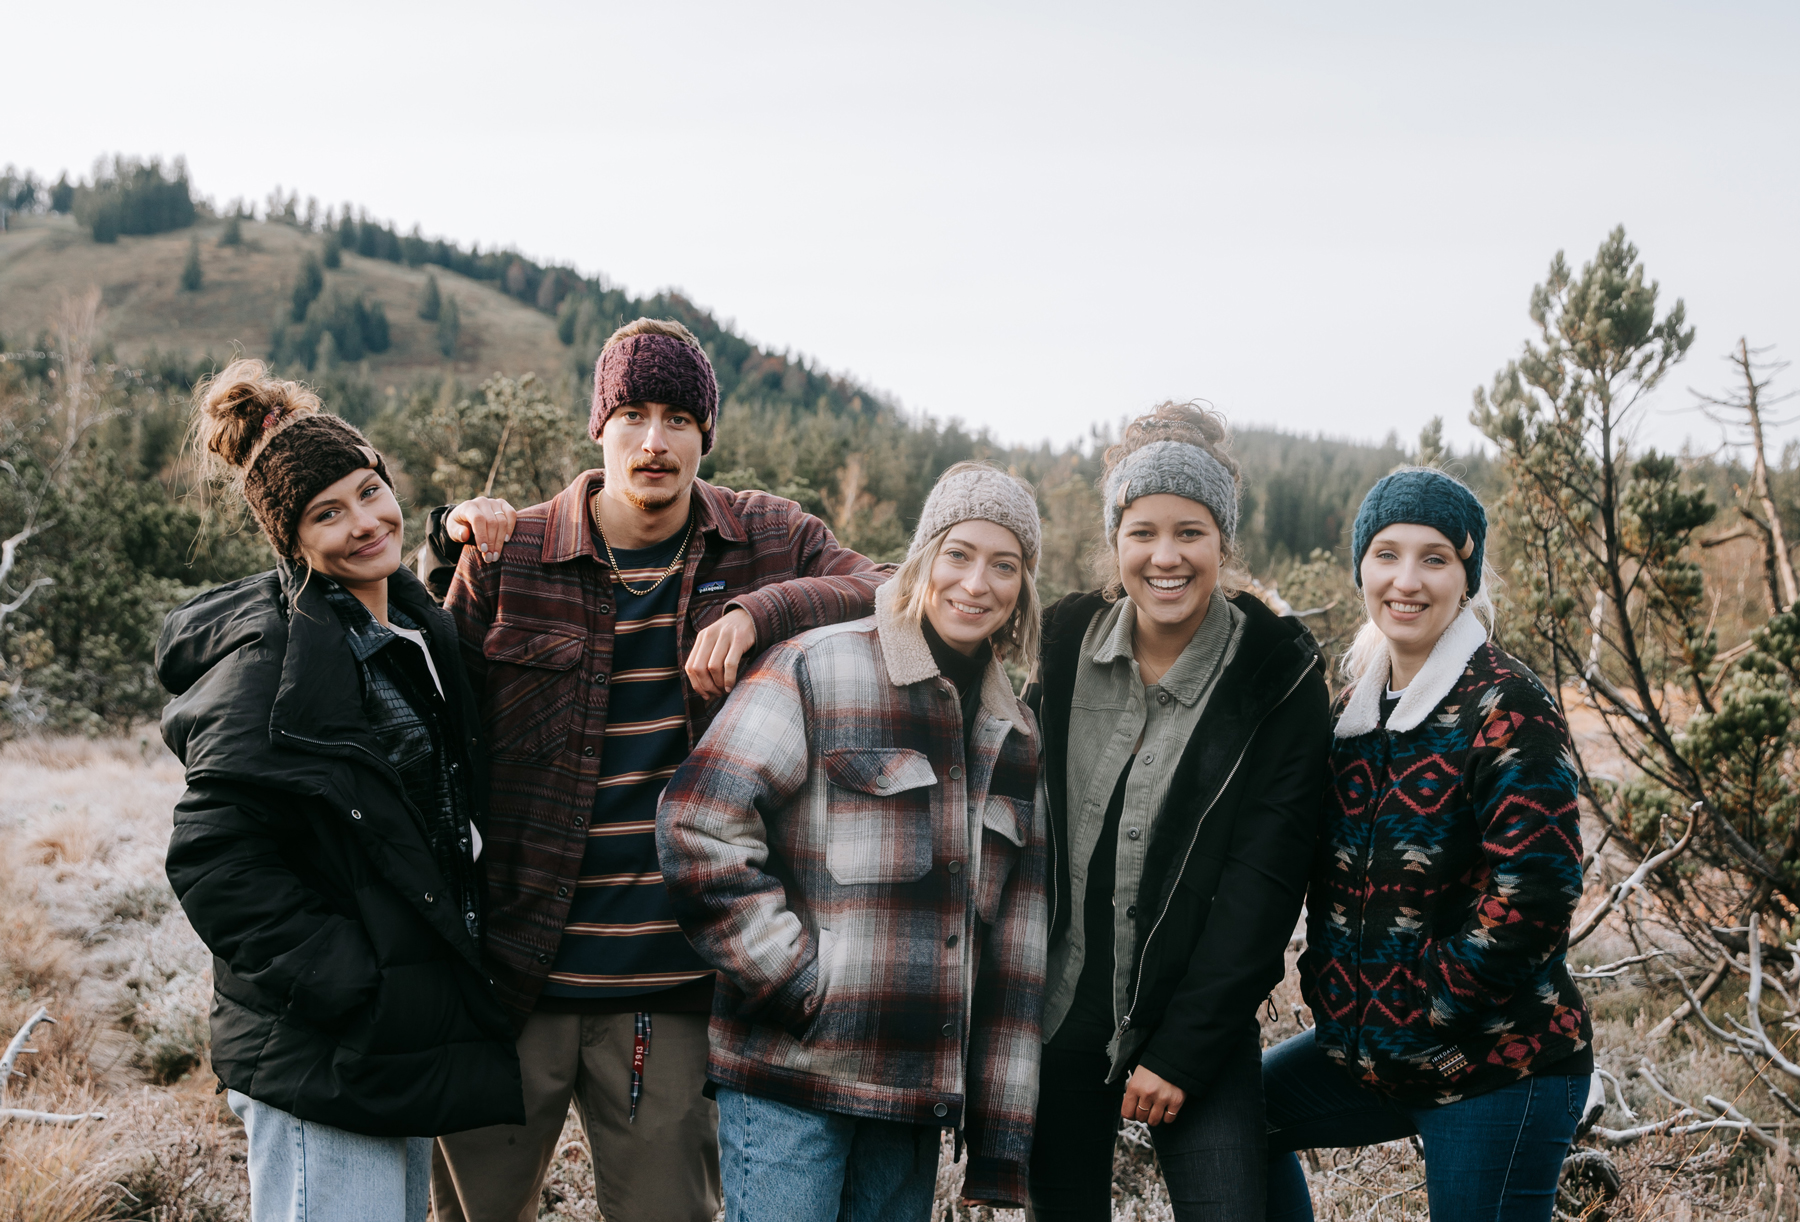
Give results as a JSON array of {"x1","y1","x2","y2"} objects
[
  {"x1": 158, "y1": 562, "x2": 523, "y2": 1137},
  {"x1": 1027, "y1": 591, "x2": 1331, "y2": 1097}
]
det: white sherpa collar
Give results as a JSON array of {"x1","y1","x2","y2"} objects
[
  {"x1": 1333, "y1": 606, "x2": 1490, "y2": 738},
  {"x1": 874, "y1": 581, "x2": 1028, "y2": 737}
]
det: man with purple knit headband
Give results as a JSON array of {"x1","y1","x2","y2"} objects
[{"x1": 419, "y1": 319, "x2": 888, "y2": 1222}]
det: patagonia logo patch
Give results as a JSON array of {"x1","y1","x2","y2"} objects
[{"x1": 698, "y1": 580, "x2": 727, "y2": 595}]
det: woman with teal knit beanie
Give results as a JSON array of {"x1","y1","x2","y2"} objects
[{"x1": 1262, "y1": 466, "x2": 1593, "y2": 1222}]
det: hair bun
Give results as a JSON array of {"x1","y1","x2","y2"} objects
[
  {"x1": 192, "y1": 358, "x2": 322, "y2": 471},
  {"x1": 1103, "y1": 399, "x2": 1239, "y2": 491}
]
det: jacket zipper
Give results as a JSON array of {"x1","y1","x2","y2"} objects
[
  {"x1": 276, "y1": 727, "x2": 408, "y2": 793},
  {"x1": 1113, "y1": 656, "x2": 1318, "y2": 1042}
]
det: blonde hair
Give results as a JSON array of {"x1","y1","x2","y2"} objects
[
  {"x1": 1094, "y1": 400, "x2": 1246, "y2": 597},
  {"x1": 891, "y1": 524, "x2": 1041, "y2": 666},
  {"x1": 1341, "y1": 557, "x2": 1503, "y2": 682},
  {"x1": 602, "y1": 316, "x2": 704, "y2": 354}
]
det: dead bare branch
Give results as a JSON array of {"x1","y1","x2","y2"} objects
[
  {"x1": 1572, "y1": 949, "x2": 1669, "y2": 979},
  {"x1": 0, "y1": 1006, "x2": 105, "y2": 1126},
  {"x1": 1569, "y1": 804, "x2": 1703, "y2": 947}
]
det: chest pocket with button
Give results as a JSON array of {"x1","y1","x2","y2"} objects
[
  {"x1": 974, "y1": 797, "x2": 1029, "y2": 924},
  {"x1": 480, "y1": 622, "x2": 584, "y2": 761},
  {"x1": 821, "y1": 747, "x2": 938, "y2": 885}
]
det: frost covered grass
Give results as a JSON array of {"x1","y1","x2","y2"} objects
[
  {"x1": 3, "y1": 733, "x2": 1797, "y2": 1220},
  {"x1": 0, "y1": 733, "x2": 243, "y2": 1222}
]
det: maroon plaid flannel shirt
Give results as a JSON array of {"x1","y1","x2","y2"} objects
[
  {"x1": 657, "y1": 586, "x2": 1047, "y2": 1206},
  {"x1": 444, "y1": 471, "x2": 887, "y2": 1017}
]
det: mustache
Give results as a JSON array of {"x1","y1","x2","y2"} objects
[{"x1": 629, "y1": 461, "x2": 681, "y2": 473}]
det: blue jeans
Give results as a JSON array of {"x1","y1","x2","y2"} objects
[
  {"x1": 716, "y1": 1088, "x2": 941, "y2": 1222},
  {"x1": 228, "y1": 1091, "x2": 431, "y2": 1222},
  {"x1": 1261, "y1": 1031, "x2": 1582, "y2": 1222}
]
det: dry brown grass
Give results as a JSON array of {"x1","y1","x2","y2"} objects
[
  {"x1": 0, "y1": 734, "x2": 239, "y2": 1222},
  {"x1": 0, "y1": 213, "x2": 570, "y2": 387},
  {"x1": 5, "y1": 732, "x2": 1799, "y2": 1220}
]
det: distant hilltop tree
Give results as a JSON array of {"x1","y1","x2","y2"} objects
[
  {"x1": 180, "y1": 237, "x2": 203, "y2": 292},
  {"x1": 219, "y1": 211, "x2": 242, "y2": 248},
  {"x1": 322, "y1": 229, "x2": 342, "y2": 268},
  {"x1": 291, "y1": 252, "x2": 324, "y2": 322},
  {"x1": 437, "y1": 295, "x2": 460, "y2": 358},
  {"x1": 71, "y1": 155, "x2": 195, "y2": 243},
  {"x1": 269, "y1": 290, "x2": 392, "y2": 371},
  {"x1": 419, "y1": 273, "x2": 441, "y2": 321},
  {"x1": 1, "y1": 166, "x2": 40, "y2": 212},
  {"x1": 49, "y1": 173, "x2": 73, "y2": 213}
]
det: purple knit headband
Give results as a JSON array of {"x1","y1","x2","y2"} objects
[{"x1": 590, "y1": 333, "x2": 721, "y2": 453}]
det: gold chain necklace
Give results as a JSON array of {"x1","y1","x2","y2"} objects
[{"x1": 591, "y1": 491, "x2": 696, "y2": 597}]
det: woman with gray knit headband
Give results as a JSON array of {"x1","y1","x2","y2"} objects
[{"x1": 1022, "y1": 402, "x2": 1331, "y2": 1220}]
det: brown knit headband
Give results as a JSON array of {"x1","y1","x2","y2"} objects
[{"x1": 243, "y1": 412, "x2": 392, "y2": 559}]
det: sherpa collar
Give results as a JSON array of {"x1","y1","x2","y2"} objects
[
  {"x1": 875, "y1": 581, "x2": 1029, "y2": 738},
  {"x1": 1333, "y1": 606, "x2": 1490, "y2": 738}
]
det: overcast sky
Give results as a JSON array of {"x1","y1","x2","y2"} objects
[{"x1": 11, "y1": 1, "x2": 1799, "y2": 457}]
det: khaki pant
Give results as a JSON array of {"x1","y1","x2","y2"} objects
[{"x1": 432, "y1": 1010, "x2": 720, "y2": 1222}]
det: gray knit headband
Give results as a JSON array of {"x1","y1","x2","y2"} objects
[
  {"x1": 1103, "y1": 440, "x2": 1239, "y2": 544},
  {"x1": 910, "y1": 463, "x2": 1042, "y2": 573}
]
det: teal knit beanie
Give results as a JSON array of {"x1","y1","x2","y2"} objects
[{"x1": 1351, "y1": 467, "x2": 1487, "y2": 597}]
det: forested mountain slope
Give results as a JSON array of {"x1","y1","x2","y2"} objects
[{"x1": 0, "y1": 213, "x2": 566, "y2": 384}]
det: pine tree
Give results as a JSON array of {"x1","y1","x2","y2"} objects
[
  {"x1": 219, "y1": 212, "x2": 242, "y2": 247},
  {"x1": 362, "y1": 300, "x2": 391, "y2": 353},
  {"x1": 1417, "y1": 416, "x2": 1445, "y2": 465},
  {"x1": 49, "y1": 173, "x2": 73, "y2": 214},
  {"x1": 419, "y1": 274, "x2": 441, "y2": 321},
  {"x1": 437, "y1": 296, "x2": 460, "y2": 359},
  {"x1": 291, "y1": 253, "x2": 324, "y2": 322},
  {"x1": 180, "y1": 237, "x2": 204, "y2": 292},
  {"x1": 322, "y1": 230, "x2": 342, "y2": 268}
]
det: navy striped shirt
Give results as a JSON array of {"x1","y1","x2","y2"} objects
[{"x1": 540, "y1": 525, "x2": 713, "y2": 1002}]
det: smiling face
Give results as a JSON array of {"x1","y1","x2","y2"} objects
[
  {"x1": 600, "y1": 401, "x2": 704, "y2": 514},
  {"x1": 1116, "y1": 493, "x2": 1222, "y2": 641},
  {"x1": 922, "y1": 519, "x2": 1025, "y2": 656},
  {"x1": 294, "y1": 467, "x2": 404, "y2": 588},
  {"x1": 1359, "y1": 522, "x2": 1468, "y2": 669}
]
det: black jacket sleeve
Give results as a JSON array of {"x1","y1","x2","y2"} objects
[
  {"x1": 165, "y1": 780, "x2": 382, "y2": 1030},
  {"x1": 412, "y1": 505, "x2": 463, "y2": 604},
  {"x1": 1136, "y1": 668, "x2": 1331, "y2": 1097}
]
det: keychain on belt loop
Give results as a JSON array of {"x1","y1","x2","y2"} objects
[{"x1": 629, "y1": 1012, "x2": 652, "y2": 1123}]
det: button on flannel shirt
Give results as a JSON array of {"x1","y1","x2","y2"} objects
[
  {"x1": 657, "y1": 583, "x2": 1047, "y2": 1207},
  {"x1": 441, "y1": 472, "x2": 888, "y2": 1019}
]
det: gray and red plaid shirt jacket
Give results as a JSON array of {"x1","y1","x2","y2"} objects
[
  {"x1": 441, "y1": 471, "x2": 887, "y2": 1018},
  {"x1": 657, "y1": 582, "x2": 1048, "y2": 1206}
]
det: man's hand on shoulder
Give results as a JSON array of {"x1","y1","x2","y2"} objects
[
  {"x1": 685, "y1": 608, "x2": 757, "y2": 700},
  {"x1": 446, "y1": 497, "x2": 518, "y2": 562}
]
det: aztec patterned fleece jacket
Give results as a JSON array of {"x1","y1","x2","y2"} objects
[
  {"x1": 442, "y1": 472, "x2": 887, "y2": 1019},
  {"x1": 657, "y1": 582, "x2": 1047, "y2": 1207},
  {"x1": 1299, "y1": 608, "x2": 1593, "y2": 1106}
]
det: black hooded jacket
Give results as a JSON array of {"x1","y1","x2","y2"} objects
[
  {"x1": 1026, "y1": 591, "x2": 1331, "y2": 1097},
  {"x1": 157, "y1": 562, "x2": 523, "y2": 1137}
]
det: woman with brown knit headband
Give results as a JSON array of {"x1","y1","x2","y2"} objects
[
  {"x1": 1022, "y1": 401, "x2": 1331, "y2": 1220},
  {"x1": 156, "y1": 359, "x2": 523, "y2": 1222}
]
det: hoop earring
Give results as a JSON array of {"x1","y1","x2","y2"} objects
[{"x1": 1459, "y1": 593, "x2": 1471, "y2": 609}]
